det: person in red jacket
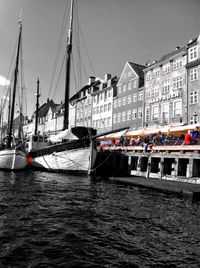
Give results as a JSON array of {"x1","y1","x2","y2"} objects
[{"x1": 185, "y1": 130, "x2": 199, "y2": 145}]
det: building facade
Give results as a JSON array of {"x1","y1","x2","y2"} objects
[
  {"x1": 91, "y1": 74, "x2": 118, "y2": 134},
  {"x1": 113, "y1": 62, "x2": 145, "y2": 131},
  {"x1": 143, "y1": 46, "x2": 187, "y2": 128},
  {"x1": 186, "y1": 35, "x2": 200, "y2": 125}
]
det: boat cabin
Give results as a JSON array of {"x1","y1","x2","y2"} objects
[{"x1": 28, "y1": 134, "x2": 49, "y2": 152}]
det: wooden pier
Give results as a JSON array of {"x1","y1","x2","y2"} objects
[{"x1": 93, "y1": 145, "x2": 200, "y2": 201}]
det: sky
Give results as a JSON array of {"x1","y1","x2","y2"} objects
[{"x1": 0, "y1": 0, "x2": 200, "y2": 117}]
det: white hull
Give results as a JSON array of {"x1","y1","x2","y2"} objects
[
  {"x1": 31, "y1": 147, "x2": 94, "y2": 174},
  {"x1": 0, "y1": 148, "x2": 28, "y2": 170}
]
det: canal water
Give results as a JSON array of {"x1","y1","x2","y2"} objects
[{"x1": 0, "y1": 170, "x2": 199, "y2": 268}]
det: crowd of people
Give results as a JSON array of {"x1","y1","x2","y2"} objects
[{"x1": 99, "y1": 126, "x2": 200, "y2": 152}]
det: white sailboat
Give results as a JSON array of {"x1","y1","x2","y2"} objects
[
  {"x1": 28, "y1": 0, "x2": 97, "y2": 174},
  {"x1": 0, "y1": 20, "x2": 28, "y2": 170}
]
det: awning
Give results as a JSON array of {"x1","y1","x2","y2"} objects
[{"x1": 97, "y1": 129, "x2": 129, "y2": 139}]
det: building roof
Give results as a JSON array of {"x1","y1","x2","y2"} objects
[
  {"x1": 69, "y1": 79, "x2": 101, "y2": 102},
  {"x1": 37, "y1": 99, "x2": 57, "y2": 118},
  {"x1": 145, "y1": 46, "x2": 187, "y2": 70},
  {"x1": 128, "y1": 62, "x2": 146, "y2": 78}
]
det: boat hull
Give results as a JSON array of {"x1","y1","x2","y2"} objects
[
  {"x1": 0, "y1": 148, "x2": 28, "y2": 170},
  {"x1": 30, "y1": 147, "x2": 94, "y2": 174}
]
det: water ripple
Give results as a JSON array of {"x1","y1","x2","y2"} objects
[{"x1": 0, "y1": 171, "x2": 199, "y2": 267}]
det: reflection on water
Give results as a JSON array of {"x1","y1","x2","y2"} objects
[{"x1": 0, "y1": 170, "x2": 199, "y2": 267}]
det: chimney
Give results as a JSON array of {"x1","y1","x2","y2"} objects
[
  {"x1": 88, "y1": 76, "x2": 95, "y2": 85},
  {"x1": 47, "y1": 98, "x2": 49, "y2": 102},
  {"x1": 104, "y1": 73, "x2": 112, "y2": 82}
]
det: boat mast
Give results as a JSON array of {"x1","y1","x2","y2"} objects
[
  {"x1": 35, "y1": 78, "x2": 40, "y2": 135},
  {"x1": 7, "y1": 21, "x2": 22, "y2": 148},
  {"x1": 63, "y1": 0, "x2": 74, "y2": 130}
]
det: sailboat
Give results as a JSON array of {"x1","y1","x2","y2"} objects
[
  {"x1": 27, "y1": 0, "x2": 97, "y2": 174},
  {"x1": 0, "y1": 19, "x2": 28, "y2": 170}
]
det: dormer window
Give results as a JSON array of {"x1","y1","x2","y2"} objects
[{"x1": 188, "y1": 46, "x2": 198, "y2": 62}]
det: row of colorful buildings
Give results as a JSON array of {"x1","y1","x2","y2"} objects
[{"x1": 24, "y1": 34, "x2": 200, "y2": 136}]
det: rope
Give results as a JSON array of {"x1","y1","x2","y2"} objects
[
  {"x1": 52, "y1": 151, "x2": 87, "y2": 170},
  {"x1": 48, "y1": 0, "x2": 70, "y2": 98}
]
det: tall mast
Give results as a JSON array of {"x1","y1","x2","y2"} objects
[
  {"x1": 63, "y1": 0, "x2": 74, "y2": 130},
  {"x1": 7, "y1": 21, "x2": 22, "y2": 148},
  {"x1": 35, "y1": 78, "x2": 40, "y2": 135}
]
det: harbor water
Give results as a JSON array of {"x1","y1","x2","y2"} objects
[{"x1": 0, "y1": 170, "x2": 200, "y2": 267}]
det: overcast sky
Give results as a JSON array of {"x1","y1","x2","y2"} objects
[{"x1": 0, "y1": 0, "x2": 200, "y2": 117}]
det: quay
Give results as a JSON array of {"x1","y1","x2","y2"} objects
[{"x1": 93, "y1": 145, "x2": 200, "y2": 201}]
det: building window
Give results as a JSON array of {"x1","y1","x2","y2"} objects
[
  {"x1": 122, "y1": 111, "x2": 126, "y2": 121},
  {"x1": 190, "y1": 68, "x2": 198, "y2": 82},
  {"x1": 127, "y1": 110, "x2": 131, "y2": 121},
  {"x1": 113, "y1": 113, "x2": 117, "y2": 124},
  {"x1": 173, "y1": 76, "x2": 183, "y2": 89},
  {"x1": 146, "y1": 71, "x2": 151, "y2": 81},
  {"x1": 108, "y1": 103, "x2": 111, "y2": 111},
  {"x1": 104, "y1": 91, "x2": 107, "y2": 101},
  {"x1": 118, "y1": 98, "x2": 122, "y2": 107},
  {"x1": 152, "y1": 68, "x2": 160, "y2": 78},
  {"x1": 173, "y1": 57, "x2": 183, "y2": 70},
  {"x1": 118, "y1": 85, "x2": 122, "y2": 94},
  {"x1": 146, "y1": 87, "x2": 151, "y2": 97},
  {"x1": 128, "y1": 71, "x2": 132, "y2": 77},
  {"x1": 122, "y1": 96, "x2": 126, "y2": 106},
  {"x1": 123, "y1": 73, "x2": 127, "y2": 80},
  {"x1": 138, "y1": 92, "x2": 143, "y2": 101},
  {"x1": 162, "y1": 63, "x2": 170, "y2": 74},
  {"x1": 123, "y1": 84, "x2": 127, "y2": 92},
  {"x1": 173, "y1": 100, "x2": 182, "y2": 117},
  {"x1": 107, "y1": 117, "x2": 111, "y2": 126},
  {"x1": 152, "y1": 86, "x2": 159, "y2": 96},
  {"x1": 113, "y1": 99, "x2": 117, "y2": 108},
  {"x1": 128, "y1": 82, "x2": 132, "y2": 90},
  {"x1": 152, "y1": 105, "x2": 159, "y2": 121},
  {"x1": 104, "y1": 104, "x2": 107, "y2": 112},
  {"x1": 188, "y1": 46, "x2": 198, "y2": 62},
  {"x1": 127, "y1": 95, "x2": 132, "y2": 104},
  {"x1": 133, "y1": 93, "x2": 137, "y2": 102},
  {"x1": 132, "y1": 109, "x2": 137, "y2": 120},
  {"x1": 108, "y1": 89, "x2": 112, "y2": 98},
  {"x1": 161, "y1": 102, "x2": 169, "y2": 124},
  {"x1": 133, "y1": 80, "x2": 138, "y2": 88},
  {"x1": 117, "y1": 112, "x2": 121, "y2": 123},
  {"x1": 190, "y1": 115, "x2": 198, "y2": 124},
  {"x1": 100, "y1": 93, "x2": 103, "y2": 101},
  {"x1": 138, "y1": 107, "x2": 143, "y2": 118},
  {"x1": 145, "y1": 107, "x2": 150, "y2": 122},
  {"x1": 162, "y1": 80, "x2": 170, "y2": 93},
  {"x1": 100, "y1": 105, "x2": 103, "y2": 113},
  {"x1": 190, "y1": 91, "x2": 198, "y2": 104}
]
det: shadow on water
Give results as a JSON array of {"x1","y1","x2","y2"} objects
[{"x1": 0, "y1": 171, "x2": 199, "y2": 267}]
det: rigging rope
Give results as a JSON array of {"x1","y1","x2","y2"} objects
[{"x1": 48, "y1": 0, "x2": 70, "y2": 99}]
